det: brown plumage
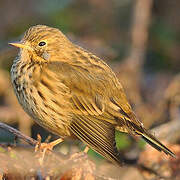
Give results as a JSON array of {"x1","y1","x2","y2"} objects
[{"x1": 9, "y1": 25, "x2": 175, "y2": 165}]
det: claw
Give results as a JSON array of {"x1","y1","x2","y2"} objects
[{"x1": 35, "y1": 134, "x2": 64, "y2": 165}]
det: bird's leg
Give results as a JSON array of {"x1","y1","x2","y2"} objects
[
  {"x1": 42, "y1": 138, "x2": 64, "y2": 150},
  {"x1": 83, "y1": 146, "x2": 90, "y2": 153},
  {"x1": 35, "y1": 134, "x2": 64, "y2": 152},
  {"x1": 35, "y1": 134, "x2": 64, "y2": 165}
]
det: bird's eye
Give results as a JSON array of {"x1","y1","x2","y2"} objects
[{"x1": 38, "y1": 41, "x2": 46, "y2": 46}]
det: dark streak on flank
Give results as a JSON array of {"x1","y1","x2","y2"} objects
[
  {"x1": 32, "y1": 96, "x2": 37, "y2": 106},
  {"x1": 37, "y1": 90, "x2": 45, "y2": 100},
  {"x1": 40, "y1": 108, "x2": 48, "y2": 115},
  {"x1": 20, "y1": 64, "x2": 26, "y2": 74},
  {"x1": 27, "y1": 63, "x2": 35, "y2": 71}
]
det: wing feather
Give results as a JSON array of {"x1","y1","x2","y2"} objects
[{"x1": 70, "y1": 114, "x2": 123, "y2": 165}]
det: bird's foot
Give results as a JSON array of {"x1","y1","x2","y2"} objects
[
  {"x1": 83, "y1": 146, "x2": 90, "y2": 153},
  {"x1": 35, "y1": 134, "x2": 63, "y2": 165}
]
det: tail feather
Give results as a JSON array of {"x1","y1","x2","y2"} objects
[
  {"x1": 125, "y1": 120, "x2": 176, "y2": 157},
  {"x1": 138, "y1": 129, "x2": 176, "y2": 158}
]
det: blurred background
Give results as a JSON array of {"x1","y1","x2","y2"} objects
[{"x1": 0, "y1": 0, "x2": 179, "y2": 179}]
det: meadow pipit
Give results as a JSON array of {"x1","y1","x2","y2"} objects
[{"x1": 9, "y1": 25, "x2": 175, "y2": 165}]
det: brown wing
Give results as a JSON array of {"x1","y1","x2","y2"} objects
[
  {"x1": 46, "y1": 60, "x2": 113, "y2": 114},
  {"x1": 70, "y1": 114, "x2": 123, "y2": 164},
  {"x1": 46, "y1": 61, "x2": 128, "y2": 164}
]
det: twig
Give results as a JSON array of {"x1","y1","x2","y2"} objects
[{"x1": 0, "y1": 122, "x2": 37, "y2": 146}]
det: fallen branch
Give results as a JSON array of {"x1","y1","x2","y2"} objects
[{"x1": 0, "y1": 122, "x2": 37, "y2": 146}]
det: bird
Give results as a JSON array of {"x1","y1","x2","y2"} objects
[{"x1": 9, "y1": 25, "x2": 175, "y2": 165}]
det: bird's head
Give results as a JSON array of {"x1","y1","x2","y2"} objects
[{"x1": 9, "y1": 25, "x2": 72, "y2": 63}]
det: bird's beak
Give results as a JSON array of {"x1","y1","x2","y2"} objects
[
  {"x1": 9, "y1": 41, "x2": 26, "y2": 49},
  {"x1": 9, "y1": 41, "x2": 33, "y2": 51}
]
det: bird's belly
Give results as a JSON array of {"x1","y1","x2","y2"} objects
[
  {"x1": 12, "y1": 79, "x2": 71, "y2": 138},
  {"x1": 11, "y1": 61, "x2": 72, "y2": 137}
]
